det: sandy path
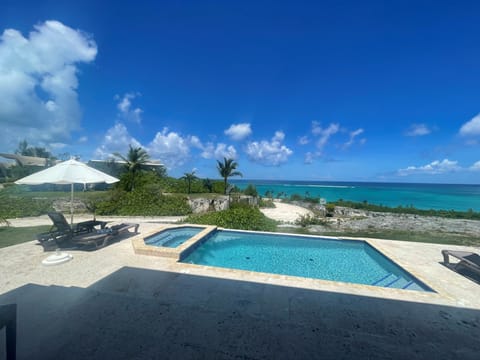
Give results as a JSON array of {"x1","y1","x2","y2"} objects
[
  {"x1": 6, "y1": 201, "x2": 312, "y2": 227},
  {"x1": 259, "y1": 201, "x2": 313, "y2": 223},
  {"x1": 5, "y1": 215, "x2": 185, "y2": 227}
]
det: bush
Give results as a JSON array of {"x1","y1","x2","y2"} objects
[
  {"x1": 186, "y1": 203, "x2": 277, "y2": 231},
  {"x1": 325, "y1": 203, "x2": 335, "y2": 217},
  {"x1": 289, "y1": 193, "x2": 303, "y2": 201},
  {"x1": 295, "y1": 214, "x2": 328, "y2": 227},
  {"x1": 243, "y1": 184, "x2": 258, "y2": 197},
  {"x1": 259, "y1": 198, "x2": 276, "y2": 208},
  {"x1": 0, "y1": 192, "x2": 54, "y2": 218},
  {"x1": 96, "y1": 188, "x2": 191, "y2": 216}
]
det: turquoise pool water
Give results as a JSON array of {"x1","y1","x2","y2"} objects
[
  {"x1": 181, "y1": 230, "x2": 433, "y2": 292},
  {"x1": 144, "y1": 227, "x2": 204, "y2": 248}
]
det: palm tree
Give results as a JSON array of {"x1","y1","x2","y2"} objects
[
  {"x1": 216, "y1": 157, "x2": 242, "y2": 194},
  {"x1": 203, "y1": 178, "x2": 213, "y2": 193},
  {"x1": 181, "y1": 171, "x2": 198, "y2": 194},
  {"x1": 113, "y1": 145, "x2": 150, "y2": 191}
]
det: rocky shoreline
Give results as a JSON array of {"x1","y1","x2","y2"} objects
[{"x1": 306, "y1": 206, "x2": 480, "y2": 237}]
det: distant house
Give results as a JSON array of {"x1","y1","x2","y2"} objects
[{"x1": 0, "y1": 153, "x2": 54, "y2": 167}]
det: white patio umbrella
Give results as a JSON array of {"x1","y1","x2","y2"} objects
[{"x1": 15, "y1": 159, "x2": 119, "y2": 225}]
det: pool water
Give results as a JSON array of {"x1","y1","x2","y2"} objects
[
  {"x1": 181, "y1": 230, "x2": 433, "y2": 292},
  {"x1": 144, "y1": 227, "x2": 204, "y2": 248}
]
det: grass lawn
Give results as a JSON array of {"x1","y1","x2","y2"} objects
[
  {"x1": 0, "y1": 225, "x2": 51, "y2": 249},
  {"x1": 279, "y1": 227, "x2": 480, "y2": 246}
]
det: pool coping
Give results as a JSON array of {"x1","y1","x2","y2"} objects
[{"x1": 132, "y1": 224, "x2": 217, "y2": 260}]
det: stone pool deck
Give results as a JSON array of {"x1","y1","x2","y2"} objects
[{"x1": 0, "y1": 220, "x2": 479, "y2": 359}]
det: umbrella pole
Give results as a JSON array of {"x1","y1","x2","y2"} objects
[{"x1": 70, "y1": 183, "x2": 74, "y2": 226}]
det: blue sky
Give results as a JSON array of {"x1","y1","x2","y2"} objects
[{"x1": 1, "y1": 0, "x2": 480, "y2": 183}]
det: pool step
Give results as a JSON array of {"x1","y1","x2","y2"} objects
[
  {"x1": 145, "y1": 233, "x2": 173, "y2": 245},
  {"x1": 371, "y1": 273, "x2": 394, "y2": 286},
  {"x1": 371, "y1": 273, "x2": 413, "y2": 289}
]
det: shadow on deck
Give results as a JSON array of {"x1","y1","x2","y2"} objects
[{"x1": 0, "y1": 266, "x2": 479, "y2": 359}]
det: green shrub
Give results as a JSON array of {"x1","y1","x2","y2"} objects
[
  {"x1": 259, "y1": 198, "x2": 276, "y2": 208},
  {"x1": 325, "y1": 203, "x2": 335, "y2": 217},
  {"x1": 295, "y1": 214, "x2": 328, "y2": 227},
  {"x1": 186, "y1": 203, "x2": 277, "y2": 231},
  {"x1": 243, "y1": 184, "x2": 258, "y2": 197},
  {"x1": 96, "y1": 188, "x2": 191, "y2": 216},
  {"x1": 0, "y1": 192, "x2": 54, "y2": 218},
  {"x1": 289, "y1": 193, "x2": 303, "y2": 201}
]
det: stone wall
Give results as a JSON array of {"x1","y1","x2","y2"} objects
[
  {"x1": 187, "y1": 195, "x2": 258, "y2": 214},
  {"x1": 187, "y1": 197, "x2": 229, "y2": 213}
]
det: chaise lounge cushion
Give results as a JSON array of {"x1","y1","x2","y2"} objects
[{"x1": 442, "y1": 250, "x2": 480, "y2": 283}]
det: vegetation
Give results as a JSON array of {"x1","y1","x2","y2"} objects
[
  {"x1": 216, "y1": 157, "x2": 242, "y2": 194},
  {"x1": 295, "y1": 213, "x2": 328, "y2": 227},
  {"x1": 325, "y1": 203, "x2": 336, "y2": 217},
  {"x1": 276, "y1": 226, "x2": 479, "y2": 246},
  {"x1": 243, "y1": 184, "x2": 258, "y2": 197},
  {"x1": 321, "y1": 229, "x2": 478, "y2": 246},
  {"x1": 113, "y1": 145, "x2": 152, "y2": 191},
  {"x1": 186, "y1": 203, "x2": 277, "y2": 231},
  {"x1": 96, "y1": 186, "x2": 191, "y2": 216},
  {"x1": 259, "y1": 198, "x2": 276, "y2": 208},
  {"x1": 203, "y1": 178, "x2": 213, "y2": 193},
  {"x1": 1, "y1": 140, "x2": 58, "y2": 182},
  {"x1": 181, "y1": 171, "x2": 198, "y2": 194},
  {"x1": 0, "y1": 189, "x2": 55, "y2": 218},
  {"x1": 0, "y1": 225, "x2": 51, "y2": 249},
  {"x1": 15, "y1": 140, "x2": 55, "y2": 159},
  {"x1": 332, "y1": 199, "x2": 480, "y2": 220}
]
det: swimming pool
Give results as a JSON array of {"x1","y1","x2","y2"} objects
[
  {"x1": 181, "y1": 230, "x2": 433, "y2": 292},
  {"x1": 144, "y1": 226, "x2": 205, "y2": 248}
]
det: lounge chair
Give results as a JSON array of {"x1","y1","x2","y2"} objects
[
  {"x1": 47, "y1": 211, "x2": 108, "y2": 234},
  {"x1": 39, "y1": 222, "x2": 139, "y2": 251},
  {"x1": 71, "y1": 223, "x2": 139, "y2": 250},
  {"x1": 36, "y1": 212, "x2": 108, "y2": 250},
  {"x1": 442, "y1": 250, "x2": 480, "y2": 278}
]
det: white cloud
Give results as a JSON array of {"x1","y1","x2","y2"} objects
[
  {"x1": 245, "y1": 131, "x2": 293, "y2": 166},
  {"x1": 459, "y1": 113, "x2": 480, "y2": 136},
  {"x1": 78, "y1": 136, "x2": 88, "y2": 143},
  {"x1": 189, "y1": 135, "x2": 203, "y2": 149},
  {"x1": 147, "y1": 128, "x2": 191, "y2": 168},
  {"x1": 398, "y1": 159, "x2": 460, "y2": 176},
  {"x1": 115, "y1": 92, "x2": 143, "y2": 124},
  {"x1": 49, "y1": 142, "x2": 67, "y2": 150},
  {"x1": 298, "y1": 136, "x2": 309, "y2": 145},
  {"x1": 304, "y1": 152, "x2": 314, "y2": 164},
  {"x1": 405, "y1": 124, "x2": 431, "y2": 137},
  {"x1": 94, "y1": 122, "x2": 238, "y2": 170},
  {"x1": 469, "y1": 161, "x2": 480, "y2": 171},
  {"x1": 224, "y1": 123, "x2": 252, "y2": 141},
  {"x1": 212, "y1": 143, "x2": 237, "y2": 159},
  {"x1": 190, "y1": 136, "x2": 237, "y2": 160},
  {"x1": 343, "y1": 128, "x2": 365, "y2": 149},
  {"x1": 311, "y1": 122, "x2": 340, "y2": 151},
  {"x1": 0, "y1": 20, "x2": 97, "y2": 151},
  {"x1": 94, "y1": 123, "x2": 141, "y2": 159}
]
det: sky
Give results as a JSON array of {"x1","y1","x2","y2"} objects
[{"x1": 1, "y1": 0, "x2": 480, "y2": 183}]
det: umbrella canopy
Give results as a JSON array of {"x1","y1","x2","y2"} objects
[{"x1": 15, "y1": 159, "x2": 119, "y2": 224}]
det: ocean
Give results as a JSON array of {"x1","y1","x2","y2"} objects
[{"x1": 231, "y1": 180, "x2": 480, "y2": 212}]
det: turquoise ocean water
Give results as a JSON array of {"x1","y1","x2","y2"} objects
[{"x1": 231, "y1": 180, "x2": 480, "y2": 212}]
